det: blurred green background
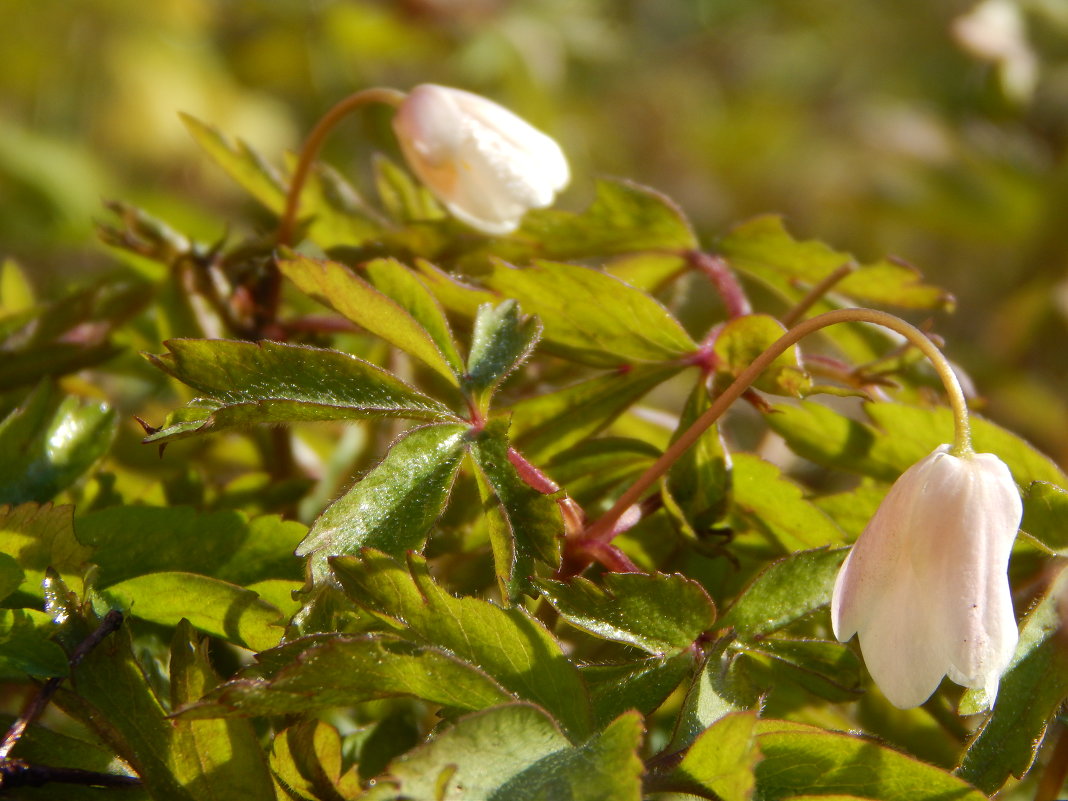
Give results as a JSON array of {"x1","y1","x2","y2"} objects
[{"x1": 3, "y1": 0, "x2": 1067, "y2": 464}]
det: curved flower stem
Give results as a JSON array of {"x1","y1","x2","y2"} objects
[
  {"x1": 276, "y1": 87, "x2": 407, "y2": 247},
  {"x1": 581, "y1": 307, "x2": 972, "y2": 547}
]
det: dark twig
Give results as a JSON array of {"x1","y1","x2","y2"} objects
[{"x1": 0, "y1": 611, "x2": 139, "y2": 791}]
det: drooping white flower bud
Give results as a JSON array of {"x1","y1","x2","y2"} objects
[
  {"x1": 391, "y1": 84, "x2": 569, "y2": 236},
  {"x1": 831, "y1": 445, "x2": 1022, "y2": 709}
]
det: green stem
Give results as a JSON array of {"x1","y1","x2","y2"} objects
[
  {"x1": 276, "y1": 87, "x2": 407, "y2": 247},
  {"x1": 582, "y1": 308, "x2": 971, "y2": 546}
]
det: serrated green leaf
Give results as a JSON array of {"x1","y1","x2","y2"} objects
[
  {"x1": 1021, "y1": 481, "x2": 1068, "y2": 554},
  {"x1": 297, "y1": 423, "x2": 468, "y2": 583},
  {"x1": 0, "y1": 607, "x2": 69, "y2": 678},
  {"x1": 955, "y1": 564, "x2": 1068, "y2": 793},
  {"x1": 176, "y1": 634, "x2": 513, "y2": 720},
  {"x1": 279, "y1": 254, "x2": 462, "y2": 385},
  {"x1": 145, "y1": 338, "x2": 456, "y2": 443},
  {"x1": 718, "y1": 547, "x2": 849, "y2": 638},
  {"x1": 734, "y1": 636, "x2": 862, "y2": 702},
  {"x1": 381, "y1": 705, "x2": 643, "y2": 801},
  {"x1": 754, "y1": 720, "x2": 986, "y2": 801},
  {"x1": 481, "y1": 259, "x2": 696, "y2": 366},
  {"x1": 604, "y1": 251, "x2": 689, "y2": 293},
  {"x1": 496, "y1": 178, "x2": 698, "y2": 261},
  {"x1": 535, "y1": 572, "x2": 715, "y2": 655},
  {"x1": 713, "y1": 313, "x2": 810, "y2": 396},
  {"x1": 719, "y1": 216, "x2": 951, "y2": 312},
  {"x1": 331, "y1": 551, "x2": 593, "y2": 739},
  {"x1": 469, "y1": 437, "x2": 562, "y2": 600},
  {"x1": 663, "y1": 711, "x2": 760, "y2": 801},
  {"x1": 731, "y1": 453, "x2": 846, "y2": 551},
  {"x1": 101, "y1": 572, "x2": 283, "y2": 651},
  {"x1": 466, "y1": 300, "x2": 541, "y2": 401},
  {"x1": 77, "y1": 506, "x2": 305, "y2": 587},
  {"x1": 583, "y1": 652, "x2": 694, "y2": 730},
  {"x1": 167, "y1": 620, "x2": 276, "y2": 801},
  {"x1": 0, "y1": 502, "x2": 89, "y2": 596},
  {"x1": 0, "y1": 384, "x2": 116, "y2": 504},
  {"x1": 510, "y1": 363, "x2": 686, "y2": 463}
]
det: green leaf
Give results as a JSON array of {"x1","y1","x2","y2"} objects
[
  {"x1": 269, "y1": 720, "x2": 363, "y2": 801},
  {"x1": 373, "y1": 154, "x2": 446, "y2": 225},
  {"x1": 167, "y1": 620, "x2": 276, "y2": 801},
  {"x1": 101, "y1": 572, "x2": 284, "y2": 651},
  {"x1": 955, "y1": 564, "x2": 1068, "y2": 793},
  {"x1": 297, "y1": 423, "x2": 468, "y2": 583},
  {"x1": 498, "y1": 178, "x2": 698, "y2": 261},
  {"x1": 77, "y1": 506, "x2": 306, "y2": 587},
  {"x1": 0, "y1": 714, "x2": 145, "y2": 801},
  {"x1": 0, "y1": 502, "x2": 89, "y2": 596},
  {"x1": 51, "y1": 603, "x2": 195, "y2": 801},
  {"x1": 583, "y1": 653, "x2": 695, "y2": 730},
  {"x1": 181, "y1": 113, "x2": 286, "y2": 211},
  {"x1": 0, "y1": 607, "x2": 69, "y2": 678},
  {"x1": 468, "y1": 420, "x2": 562, "y2": 599},
  {"x1": 734, "y1": 636, "x2": 862, "y2": 702},
  {"x1": 0, "y1": 384, "x2": 116, "y2": 504},
  {"x1": 481, "y1": 259, "x2": 697, "y2": 367},
  {"x1": 466, "y1": 300, "x2": 541, "y2": 400},
  {"x1": 510, "y1": 363, "x2": 686, "y2": 463},
  {"x1": 546, "y1": 437, "x2": 660, "y2": 504},
  {"x1": 535, "y1": 572, "x2": 715, "y2": 655},
  {"x1": 364, "y1": 257, "x2": 464, "y2": 374},
  {"x1": 663, "y1": 382, "x2": 732, "y2": 538},
  {"x1": 731, "y1": 453, "x2": 846, "y2": 551},
  {"x1": 662, "y1": 711, "x2": 760, "y2": 801},
  {"x1": 754, "y1": 720, "x2": 986, "y2": 801},
  {"x1": 279, "y1": 254, "x2": 462, "y2": 385},
  {"x1": 718, "y1": 547, "x2": 849, "y2": 638},
  {"x1": 380, "y1": 705, "x2": 644, "y2": 801},
  {"x1": 414, "y1": 258, "x2": 502, "y2": 318},
  {"x1": 331, "y1": 551, "x2": 593, "y2": 739},
  {"x1": 145, "y1": 338, "x2": 456, "y2": 443},
  {"x1": 719, "y1": 216, "x2": 951, "y2": 312},
  {"x1": 669, "y1": 646, "x2": 759, "y2": 751},
  {"x1": 1021, "y1": 480, "x2": 1068, "y2": 554},
  {"x1": 177, "y1": 634, "x2": 513, "y2": 720},
  {"x1": 712, "y1": 313, "x2": 810, "y2": 396},
  {"x1": 0, "y1": 551, "x2": 24, "y2": 601}
]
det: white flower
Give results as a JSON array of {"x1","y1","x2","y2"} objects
[
  {"x1": 831, "y1": 445, "x2": 1022, "y2": 709},
  {"x1": 391, "y1": 84, "x2": 569, "y2": 236},
  {"x1": 952, "y1": 0, "x2": 1037, "y2": 101}
]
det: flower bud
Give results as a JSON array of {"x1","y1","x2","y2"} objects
[
  {"x1": 392, "y1": 84, "x2": 569, "y2": 236},
  {"x1": 831, "y1": 445, "x2": 1022, "y2": 709}
]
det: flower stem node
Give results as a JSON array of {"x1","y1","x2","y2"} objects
[
  {"x1": 831, "y1": 445, "x2": 1022, "y2": 709},
  {"x1": 392, "y1": 84, "x2": 570, "y2": 236}
]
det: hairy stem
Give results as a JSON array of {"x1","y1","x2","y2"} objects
[{"x1": 581, "y1": 308, "x2": 971, "y2": 547}]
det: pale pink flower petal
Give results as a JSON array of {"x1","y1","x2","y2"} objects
[
  {"x1": 831, "y1": 445, "x2": 1022, "y2": 709},
  {"x1": 392, "y1": 84, "x2": 569, "y2": 236}
]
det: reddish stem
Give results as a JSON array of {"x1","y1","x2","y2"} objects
[{"x1": 687, "y1": 251, "x2": 751, "y2": 319}]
